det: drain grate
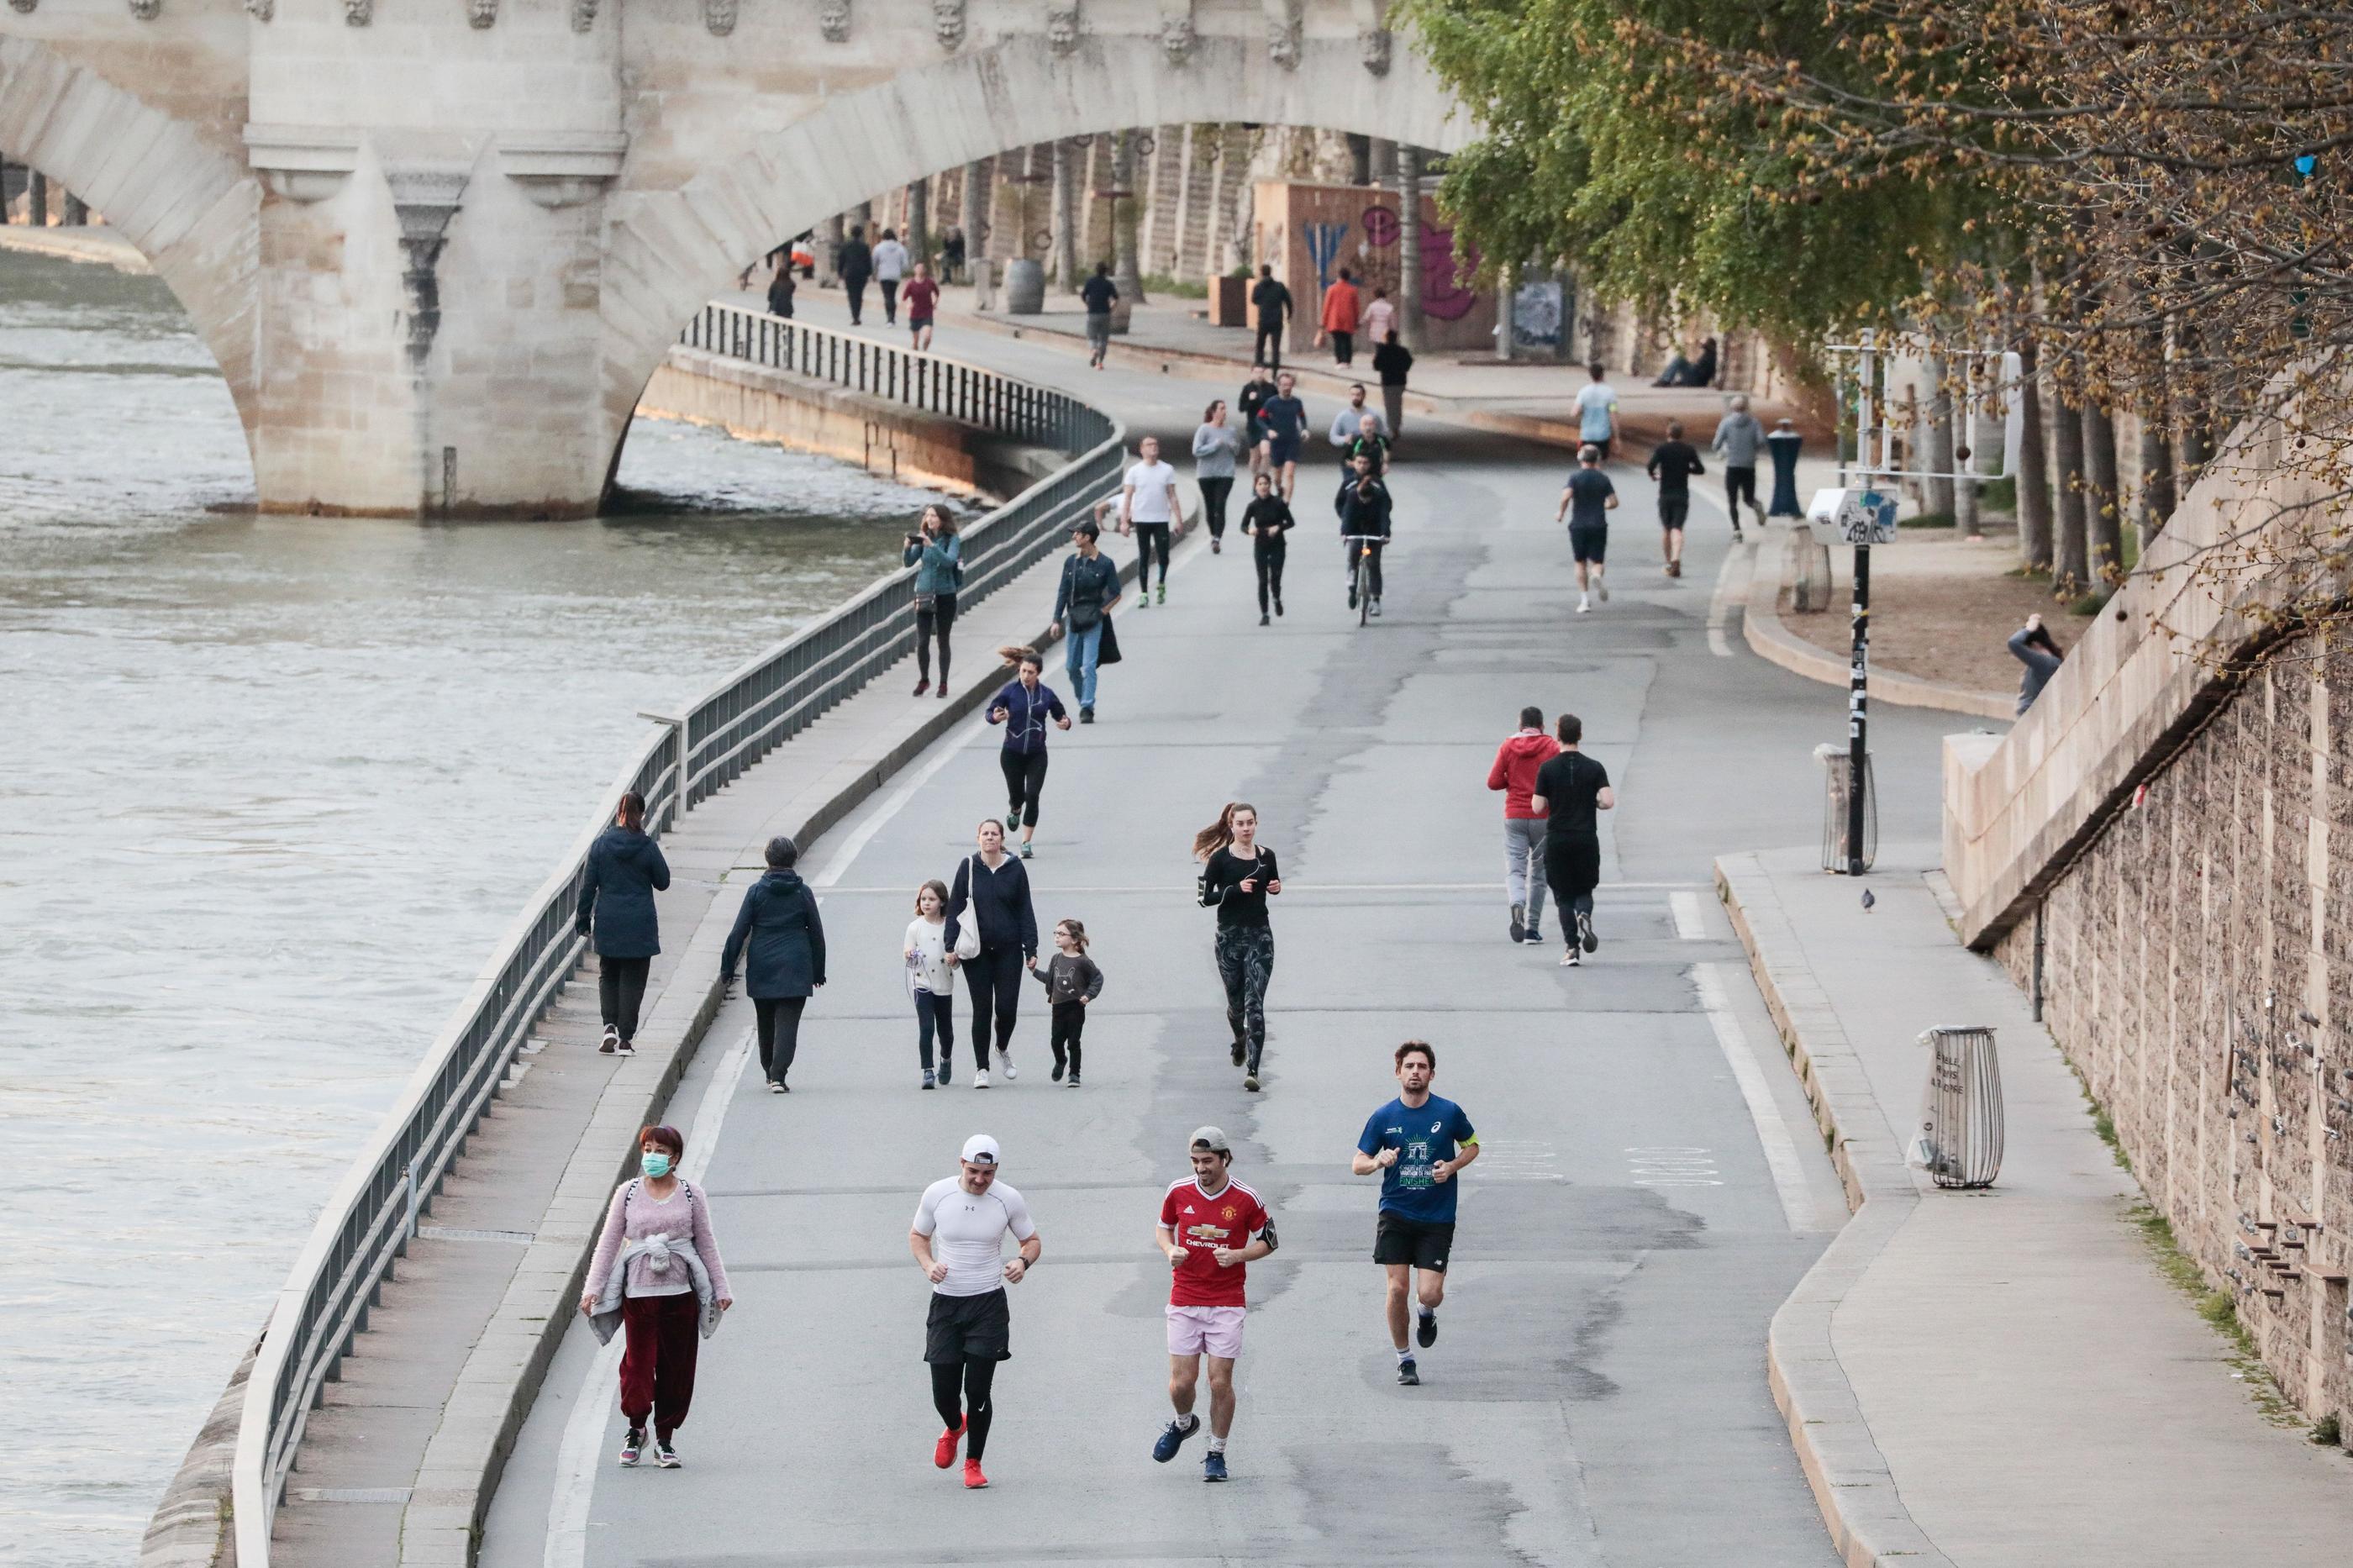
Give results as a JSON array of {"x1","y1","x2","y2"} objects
[{"x1": 416, "y1": 1225, "x2": 536, "y2": 1244}]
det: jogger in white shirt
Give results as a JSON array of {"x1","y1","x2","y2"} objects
[{"x1": 910, "y1": 1134, "x2": 1041, "y2": 1490}]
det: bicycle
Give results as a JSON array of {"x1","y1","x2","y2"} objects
[{"x1": 1341, "y1": 534, "x2": 1387, "y2": 626}]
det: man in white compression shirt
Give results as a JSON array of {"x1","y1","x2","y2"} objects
[{"x1": 909, "y1": 1133, "x2": 1041, "y2": 1489}]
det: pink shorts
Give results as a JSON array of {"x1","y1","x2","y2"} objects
[{"x1": 1165, "y1": 1304, "x2": 1245, "y2": 1359}]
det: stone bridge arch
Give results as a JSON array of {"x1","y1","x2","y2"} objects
[
  {"x1": 0, "y1": 36, "x2": 261, "y2": 465},
  {"x1": 595, "y1": 23, "x2": 1471, "y2": 478}
]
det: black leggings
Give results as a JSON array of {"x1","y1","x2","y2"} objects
[
  {"x1": 1000, "y1": 748, "x2": 1047, "y2": 829},
  {"x1": 963, "y1": 944, "x2": 1024, "y2": 1057},
  {"x1": 930, "y1": 1359, "x2": 998, "y2": 1459},
  {"x1": 1255, "y1": 539, "x2": 1287, "y2": 612},
  {"x1": 916, "y1": 592, "x2": 956, "y2": 686},
  {"x1": 1050, "y1": 1000, "x2": 1086, "y2": 1076},
  {"x1": 1546, "y1": 832, "x2": 1602, "y2": 931},
  {"x1": 1134, "y1": 522, "x2": 1171, "y2": 591},
  {"x1": 881, "y1": 277, "x2": 901, "y2": 320},
  {"x1": 598, "y1": 955, "x2": 650, "y2": 1044},
  {"x1": 1199, "y1": 476, "x2": 1234, "y2": 539},
  {"x1": 755, "y1": 994, "x2": 806, "y2": 1082},
  {"x1": 914, "y1": 989, "x2": 956, "y2": 1072}
]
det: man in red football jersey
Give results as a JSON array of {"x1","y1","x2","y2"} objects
[{"x1": 1151, "y1": 1126, "x2": 1277, "y2": 1481}]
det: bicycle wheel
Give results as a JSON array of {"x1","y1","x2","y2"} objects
[{"x1": 1356, "y1": 553, "x2": 1371, "y2": 626}]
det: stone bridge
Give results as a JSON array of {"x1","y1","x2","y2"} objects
[{"x1": 0, "y1": 0, "x2": 1466, "y2": 517}]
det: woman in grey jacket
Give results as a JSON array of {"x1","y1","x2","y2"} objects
[
  {"x1": 1192, "y1": 400, "x2": 1245, "y2": 553},
  {"x1": 721, "y1": 836, "x2": 828, "y2": 1092},
  {"x1": 904, "y1": 504, "x2": 962, "y2": 698},
  {"x1": 577, "y1": 790, "x2": 671, "y2": 1055}
]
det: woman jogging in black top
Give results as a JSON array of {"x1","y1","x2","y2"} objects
[
  {"x1": 1193, "y1": 802, "x2": 1282, "y2": 1092},
  {"x1": 985, "y1": 649, "x2": 1071, "y2": 859},
  {"x1": 1240, "y1": 472, "x2": 1294, "y2": 626},
  {"x1": 945, "y1": 818, "x2": 1040, "y2": 1087}
]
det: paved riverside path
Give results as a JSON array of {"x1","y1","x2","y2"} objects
[{"x1": 473, "y1": 307, "x2": 1980, "y2": 1566}]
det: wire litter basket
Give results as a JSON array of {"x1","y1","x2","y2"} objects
[
  {"x1": 1912, "y1": 1026, "x2": 2003, "y2": 1188},
  {"x1": 1814, "y1": 742, "x2": 1877, "y2": 873}
]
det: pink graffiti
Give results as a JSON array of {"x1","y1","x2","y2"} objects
[
  {"x1": 1361, "y1": 204, "x2": 1400, "y2": 247},
  {"x1": 1421, "y1": 221, "x2": 1481, "y2": 321}
]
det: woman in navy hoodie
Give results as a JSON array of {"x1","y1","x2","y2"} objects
[
  {"x1": 576, "y1": 790, "x2": 671, "y2": 1055},
  {"x1": 944, "y1": 818, "x2": 1040, "y2": 1088},
  {"x1": 721, "y1": 835, "x2": 827, "y2": 1093},
  {"x1": 986, "y1": 647, "x2": 1071, "y2": 860}
]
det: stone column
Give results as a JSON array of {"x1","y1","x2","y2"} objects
[
  {"x1": 819, "y1": 213, "x2": 844, "y2": 284},
  {"x1": 959, "y1": 159, "x2": 987, "y2": 278},
  {"x1": 1112, "y1": 129, "x2": 1145, "y2": 306},
  {"x1": 1396, "y1": 146, "x2": 1424, "y2": 350},
  {"x1": 1369, "y1": 137, "x2": 1398, "y2": 185},
  {"x1": 63, "y1": 192, "x2": 87, "y2": 226},
  {"x1": 1348, "y1": 133, "x2": 1371, "y2": 187},
  {"x1": 27, "y1": 170, "x2": 45, "y2": 228},
  {"x1": 907, "y1": 178, "x2": 930, "y2": 272},
  {"x1": 1050, "y1": 138, "x2": 1077, "y2": 287}
]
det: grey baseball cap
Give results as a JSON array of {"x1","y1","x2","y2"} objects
[{"x1": 1188, "y1": 1125, "x2": 1231, "y2": 1155}]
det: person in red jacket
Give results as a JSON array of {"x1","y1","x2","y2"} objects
[
  {"x1": 1318, "y1": 269, "x2": 1363, "y2": 366},
  {"x1": 1487, "y1": 706, "x2": 1561, "y2": 944}
]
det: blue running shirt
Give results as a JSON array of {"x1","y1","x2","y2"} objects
[{"x1": 1359, "y1": 1095, "x2": 1478, "y2": 1223}]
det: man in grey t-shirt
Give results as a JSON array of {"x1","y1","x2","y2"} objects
[{"x1": 1711, "y1": 395, "x2": 1766, "y2": 534}]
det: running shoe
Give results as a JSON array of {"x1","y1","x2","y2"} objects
[
  {"x1": 914, "y1": 678, "x2": 931, "y2": 697},
  {"x1": 1081, "y1": 706, "x2": 1095, "y2": 723},
  {"x1": 938, "y1": 687, "x2": 950, "y2": 699},
  {"x1": 1370, "y1": 597, "x2": 1382, "y2": 618},
  {"x1": 1561, "y1": 949, "x2": 1582, "y2": 967},
  {"x1": 1212, "y1": 538, "x2": 1222, "y2": 555},
  {"x1": 767, "y1": 1079, "x2": 787, "y2": 1095},
  {"x1": 653, "y1": 1436, "x2": 681, "y2": 1469},
  {"x1": 998, "y1": 1050, "x2": 1018, "y2": 1081},
  {"x1": 1274, "y1": 597, "x2": 1284, "y2": 617},
  {"x1": 923, "y1": 1071, "x2": 936, "y2": 1090},
  {"x1": 1156, "y1": 583, "x2": 1166, "y2": 605},
  {"x1": 1598, "y1": 579, "x2": 1610, "y2": 602},
  {"x1": 1525, "y1": 926, "x2": 1544, "y2": 946},
  {"x1": 1243, "y1": 1070, "x2": 1261, "y2": 1092},
  {"x1": 1230, "y1": 1037, "x2": 1246, "y2": 1067},
  {"x1": 600, "y1": 1025, "x2": 619, "y2": 1055},
  {"x1": 1052, "y1": 1060, "x2": 1066, "y2": 1082},
  {"x1": 1508, "y1": 903, "x2": 1526, "y2": 943},
  {"x1": 1202, "y1": 1450, "x2": 1229, "y2": 1483},
  {"x1": 1018, "y1": 840, "x2": 1034, "y2": 860},
  {"x1": 1397, "y1": 1357, "x2": 1420, "y2": 1386},
  {"x1": 934, "y1": 1415, "x2": 966, "y2": 1468},
  {"x1": 1152, "y1": 1414, "x2": 1199, "y2": 1462},
  {"x1": 1348, "y1": 582, "x2": 1358, "y2": 610},
  {"x1": 1418, "y1": 1308, "x2": 1439, "y2": 1348},
  {"x1": 937, "y1": 1058, "x2": 952, "y2": 1086},
  {"x1": 1576, "y1": 599, "x2": 1591, "y2": 614},
  {"x1": 619, "y1": 1427, "x2": 645, "y2": 1466},
  {"x1": 1260, "y1": 613, "x2": 1271, "y2": 627},
  {"x1": 962, "y1": 1457, "x2": 990, "y2": 1489},
  {"x1": 1067, "y1": 1072, "x2": 1081, "y2": 1087},
  {"x1": 974, "y1": 1069, "x2": 990, "y2": 1089},
  {"x1": 1578, "y1": 909, "x2": 1599, "y2": 953},
  {"x1": 615, "y1": 1039, "x2": 636, "y2": 1056}
]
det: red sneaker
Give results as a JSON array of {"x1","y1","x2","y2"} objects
[
  {"x1": 962, "y1": 1456, "x2": 989, "y2": 1489},
  {"x1": 934, "y1": 1415, "x2": 965, "y2": 1469}
]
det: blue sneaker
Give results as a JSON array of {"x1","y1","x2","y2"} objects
[
  {"x1": 1397, "y1": 1356, "x2": 1420, "y2": 1386},
  {"x1": 1202, "y1": 1450, "x2": 1229, "y2": 1482},
  {"x1": 1151, "y1": 1415, "x2": 1199, "y2": 1463}
]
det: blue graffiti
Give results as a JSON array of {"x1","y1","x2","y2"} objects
[{"x1": 1303, "y1": 222, "x2": 1347, "y2": 292}]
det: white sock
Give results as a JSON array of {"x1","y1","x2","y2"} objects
[
  {"x1": 1578, "y1": 592, "x2": 1590, "y2": 608},
  {"x1": 1208, "y1": 1435, "x2": 1227, "y2": 1453},
  {"x1": 1176, "y1": 1412, "x2": 1199, "y2": 1432},
  {"x1": 1396, "y1": 1345, "x2": 1414, "y2": 1363}
]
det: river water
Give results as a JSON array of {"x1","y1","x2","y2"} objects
[{"x1": 0, "y1": 249, "x2": 953, "y2": 1561}]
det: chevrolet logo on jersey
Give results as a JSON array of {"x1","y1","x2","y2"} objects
[{"x1": 1184, "y1": 1223, "x2": 1231, "y2": 1244}]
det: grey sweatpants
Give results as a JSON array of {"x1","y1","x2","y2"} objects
[{"x1": 1504, "y1": 818, "x2": 1548, "y2": 928}]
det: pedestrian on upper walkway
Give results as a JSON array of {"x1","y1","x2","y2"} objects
[
  {"x1": 906, "y1": 502, "x2": 961, "y2": 698},
  {"x1": 1120, "y1": 434, "x2": 1184, "y2": 607},
  {"x1": 1371, "y1": 329, "x2": 1413, "y2": 443},
  {"x1": 721, "y1": 834, "x2": 826, "y2": 1093},
  {"x1": 577, "y1": 790, "x2": 671, "y2": 1057},
  {"x1": 1250, "y1": 265, "x2": 1293, "y2": 373},
  {"x1": 1241, "y1": 471, "x2": 1293, "y2": 626},
  {"x1": 903, "y1": 262, "x2": 940, "y2": 352},
  {"x1": 906, "y1": 878, "x2": 956, "y2": 1089},
  {"x1": 1192, "y1": 400, "x2": 1245, "y2": 553},
  {"x1": 946, "y1": 819, "x2": 1040, "y2": 1088},
  {"x1": 1029, "y1": 917, "x2": 1103, "y2": 1085},
  {"x1": 1362, "y1": 287, "x2": 1396, "y2": 355},
  {"x1": 1336, "y1": 450, "x2": 1392, "y2": 616},
  {"x1": 580, "y1": 1123, "x2": 732, "y2": 1471},
  {"x1": 874, "y1": 228, "x2": 909, "y2": 324},
  {"x1": 1487, "y1": 706, "x2": 1560, "y2": 946},
  {"x1": 1645, "y1": 420, "x2": 1706, "y2": 579},
  {"x1": 2008, "y1": 613, "x2": 2066, "y2": 715},
  {"x1": 1531, "y1": 713, "x2": 1613, "y2": 967},
  {"x1": 1573, "y1": 362, "x2": 1619, "y2": 462},
  {"x1": 1081, "y1": 262, "x2": 1119, "y2": 371},
  {"x1": 839, "y1": 224, "x2": 874, "y2": 326},
  {"x1": 987, "y1": 649, "x2": 1071, "y2": 860},
  {"x1": 1319, "y1": 268, "x2": 1362, "y2": 366},
  {"x1": 1237, "y1": 363, "x2": 1277, "y2": 481},
  {"x1": 1765, "y1": 418, "x2": 1805, "y2": 519},
  {"x1": 1260, "y1": 371, "x2": 1308, "y2": 502},
  {"x1": 1711, "y1": 395, "x2": 1766, "y2": 536},
  {"x1": 911, "y1": 1133, "x2": 1040, "y2": 1491},
  {"x1": 1050, "y1": 518, "x2": 1122, "y2": 723},
  {"x1": 1194, "y1": 802, "x2": 1282, "y2": 1093},
  {"x1": 1326, "y1": 383, "x2": 1390, "y2": 457},
  {"x1": 766, "y1": 255, "x2": 795, "y2": 320},
  {"x1": 1555, "y1": 445, "x2": 1617, "y2": 613}
]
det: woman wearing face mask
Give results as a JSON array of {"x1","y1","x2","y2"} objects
[{"x1": 579, "y1": 1123, "x2": 734, "y2": 1471}]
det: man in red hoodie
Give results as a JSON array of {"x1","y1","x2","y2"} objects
[{"x1": 1487, "y1": 706, "x2": 1561, "y2": 944}]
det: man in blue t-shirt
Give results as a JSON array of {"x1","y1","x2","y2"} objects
[{"x1": 1351, "y1": 1039, "x2": 1480, "y2": 1385}]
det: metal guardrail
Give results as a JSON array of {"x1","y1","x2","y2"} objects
[{"x1": 231, "y1": 306, "x2": 1123, "y2": 1565}]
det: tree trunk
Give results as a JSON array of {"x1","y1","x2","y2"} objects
[
  {"x1": 1922, "y1": 350, "x2": 1956, "y2": 519},
  {"x1": 1112, "y1": 131, "x2": 1145, "y2": 305},
  {"x1": 2015, "y1": 336, "x2": 2054, "y2": 571},
  {"x1": 1396, "y1": 146, "x2": 1424, "y2": 350},
  {"x1": 2051, "y1": 373, "x2": 2089, "y2": 597},
  {"x1": 906, "y1": 179, "x2": 930, "y2": 276},
  {"x1": 28, "y1": 170, "x2": 46, "y2": 228},
  {"x1": 819, "y1": 213, "x2": 843, "y2": 284},
  {"x1": 2137, "y1": 332, "x2": 2176, "y2": 547},
  {"x1": 1050, "y1": 139, "x2": 1077, "y2": 287},
  {"x1": 2083, "y1": 398, "x2": 2122, "y2": 578}
]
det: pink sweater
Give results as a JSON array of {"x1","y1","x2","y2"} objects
[{"x1": 586, "y1": 1179, "x2": 732, "y2": 1301}]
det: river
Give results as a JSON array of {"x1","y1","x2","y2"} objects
[{"x1": 0, "y1": 247, "x2": 954, "y2": 1562}]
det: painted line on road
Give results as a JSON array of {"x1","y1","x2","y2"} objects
[
  {"x1": 1707, "y1": 540, "x2": 1752, "y2": 657},
  {"x1": 1669, "y1": 891, "x2": 1710, "y2": 940},
  {"x1": 1693, "y1": 961, "x2": 1822, "y2": 1233}
]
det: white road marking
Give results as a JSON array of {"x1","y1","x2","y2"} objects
[
  {"x1": 1625, "y1": 1145, "x2": 1722, "y2": 1187},
  {"x1": 1693, "y1": 962, "x2": 1820, "y2": 1232},
  {"x1": 1707, "y1": 541, "x2": 1751, "y2": 656},
  {"x1": 1466, "y1": 1139, "x2": 1566, "y2": 1183},
  {"x1": 1669, "y1": 892, "x2": 1709, "y2": 940}
]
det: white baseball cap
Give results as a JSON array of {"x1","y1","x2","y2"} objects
[{"x1": 961, "y1": 1134, "x2": 1001, "y2": 1166}]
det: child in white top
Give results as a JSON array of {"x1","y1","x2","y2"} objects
[{"x1": 904, "y1": 879, "x2": 957, "y2": 1089}]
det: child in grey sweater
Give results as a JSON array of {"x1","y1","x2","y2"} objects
[{"x1": 1030, "y1": 918, "x2": 1105, "y2": 1085}]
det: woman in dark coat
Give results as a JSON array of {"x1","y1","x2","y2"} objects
[
  {"x1": 721, "y1": 835, "x2": 827, "y2": 1092},
  {"x1": 577, "y1": 790, "x2": 671, "y2": 1056}
]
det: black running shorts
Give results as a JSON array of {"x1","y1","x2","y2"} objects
[
  {"x1": 1372, "y1": 1213, "x2": 1456, "y2": 1272},
  {"x1": 1658, "y1": 495, "x2": 1689, "y2": 530},
  {"x1": 924, "y1": 1287, "x2": 1012, "y2": 1364},
  {"x1": 1570, "y1": 524, "x2": 1608, "y2": 564}
]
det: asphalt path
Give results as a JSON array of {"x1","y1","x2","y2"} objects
[{"x1": 482, "y1": 320, "x2": 1962, "y2": 1567}]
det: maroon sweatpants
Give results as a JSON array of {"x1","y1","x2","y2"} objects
[{"x1": 619, "y1": 1292, "x2": 702, "y2": 1434}]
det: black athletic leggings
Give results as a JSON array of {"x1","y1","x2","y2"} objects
[
  {"x1": 598, "y1": 955, "x2": 650, "y2": 1044},
  {"x1": 930, "y1": 1359, "x2": 998, "y2": 1459},
  {"x1": 1134, "y1": 522, "x2": 1171, "y2": 591},
  {"x1": 963, "y1": 944, "x2": 1024, "y2": 1057},
  {"x1": 755, "y1": 995, "x2": 806, "y2": 1082},
  {"x1": 1545, "y1": 831, "x2": 1602, "y2": 929},
  {"x1": 1050, "y1": 1000, "x2": 1086, "y2": 1076},
  {"x1": 1198, "y1": 476, "x2": 1234, "y2": 539},
  {"x1": 1255, "y1": 538, "x2": 1287, "y2": 613},
  {"x1": 916, "y1": 592, "x2": 956, "y2": 686},
  {"x1": 913, "y1": 988, "x2": 955, "y2": 1072},
  {"x1": 1000, "y1": 748, "x2": 1047, "y2": 829}
]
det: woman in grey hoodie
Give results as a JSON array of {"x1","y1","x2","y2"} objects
[{"x1": 1192, "y1": 400, "x2": 1245, "y2": 553}]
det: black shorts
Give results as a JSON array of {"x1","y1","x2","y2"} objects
[
  {"x1": 1570, "y1": 524, "x2": 1608, "y2": 564},
  {"x1": 1373, "y1": 1213, "x2": 1456, "y2": 1272},
  {"x1": 1659, "y1": 495, "x2": 1689, "y2": 530},
  {"x1": 924, "y1": 1287, "x2": 1012, "y2": 1364},
  {"x1": 1545, "y1": 829, "x2": 1603, "y2": 900}
]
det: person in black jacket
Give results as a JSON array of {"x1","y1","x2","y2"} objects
[
  {"x1": 721, "y1": 835, "x2": 827, "y2": 1092},
  {"x1": 945, "y1": 819, "x2": 1040, "y2": 1088},
  {"x1": 1250, "y1": 266, "x2": 1293, "y2": 372},
  {"x1": 1236, "y1": 363, "x2": 1277, "y2": 481},
  {"x1": 576, "y1": 790, "x2": 671, "y2": 1056},
  {"x1": 1334, "y1": 453, "x2": 1393, "y2": 616},
  {"x1": 1645, "y1": 420, "x2": 1707, "y2": 578},
  {"x1": 1240, "y1": 471, "x2": 1294, "y2": 625},
  {"x1": 839, "y1": 224, "x2": 874, "y2": 325},
  {"x1": 1192, "y1": 802, "x2": 1282, "y2": 1092}
]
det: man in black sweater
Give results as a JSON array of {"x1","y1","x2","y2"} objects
[
  {"x1": 1250, "y1": 266, "x2": 1293, "y2": 374},
  {"x1": 839, "y1": 224, "x2": 874, "y2": 326}
]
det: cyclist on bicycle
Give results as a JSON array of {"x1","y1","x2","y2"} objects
[{"x1": 1334, "y1": 451, "x2": 1393, "y2": 618}]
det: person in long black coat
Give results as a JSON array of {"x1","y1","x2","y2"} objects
[
  {"x1": 576, "y1": 790, "x2": 671, "y2": 1055},
  {"x1": 721, "y1": 835, "x2": 828, "y2": 1092}
]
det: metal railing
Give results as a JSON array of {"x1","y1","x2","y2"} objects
[{"x1": 231, "y1": 308, "x2": 1123, "y2": 1565}]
